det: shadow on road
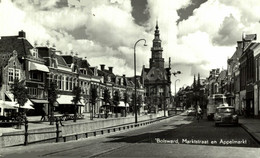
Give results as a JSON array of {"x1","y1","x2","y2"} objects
[{"x1": 104, "y1": 118, "x2": 260, "y2": 148}]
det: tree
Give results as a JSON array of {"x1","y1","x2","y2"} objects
[
  {"x1": 103, "y1": 88, "x2": 111, "y2": 118},
  {"x1": 11, "y1": 79, "x2": 29, "y2": 112},
  {"x1": 90, "y1": 87, "x2": 97, "y2": 120},
  {"x1": 130, "y1": 93, "x2": 135, "y2": 115},
  {"x1": 113, "y1": 90, "x2": 120, "y2": 117},
  {"x1": 136, "y1": 95, "x2": 142, "y2": 115},
  {"x1": 47, "y1": 81, "x2": 58, "y2": 125},
  {"x1": 123, "y1": 92, "x2": 129, "y2": 117},
  {"x1": 103, "y1": 88, "x2": 111, "y2": 106},
  {"x1": 10, "y1": 79, "x2": 29, "y2": 128},
  {"x1": 72, "y1": 86, "x2": 81, "y2": 122}
]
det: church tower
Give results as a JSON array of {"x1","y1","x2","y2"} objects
[
  {"x1": 141, "y1": 21, "x2": 172, "y2": 114},
  {"x1": 149, "y1": 21, "x2": 164, "y2": 68}
]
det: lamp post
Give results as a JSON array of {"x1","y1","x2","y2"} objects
[{"x1": 134, "y1": 39, "x2": 147, "y2": 124}]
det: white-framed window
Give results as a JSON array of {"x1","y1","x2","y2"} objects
[
  {"x1": 8, "y1": 68, "x2": 14, "y2": 82},
  {"x1": 66, "y1": 77, "x2": 69, "y2": 90},
  {"x1": 15, "y1": 69, "x2": 20, "y2": 80},
  {"x1": 159, "y1": 87, "x2": 164, "y2": 96},
  {"x1": 30, "y1": 48, "x2": 38, "y2": 58},
  {"x1": 61, "y1": 76, "x2": 64, "y2": 90},
  {"x1": 107, "y1": 76, "x2": 111, "y2": 82},
  {"x1": 69, "y1": 78, "x2": 72, "y2": 90},
  {"x1": 121, "y1": 78, "x2": 124, "y2": 85},
  {"x1": 57, "y1": 75, "x2": 60, "y2": 89}
]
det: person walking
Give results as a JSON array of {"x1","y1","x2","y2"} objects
[
  {"x1": 40, "y1": 107, "x2": 47, "y2": 121},
  {"x1": 197, "y1": 106, "x2": 203, "y2": 122}
]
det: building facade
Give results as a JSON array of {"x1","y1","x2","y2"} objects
[{"x1": 141, "y1": 23, "x2": 171, "y2": 113}]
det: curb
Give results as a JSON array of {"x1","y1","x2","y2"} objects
[{"x1": 240, "y1": 123, "x2": 260, "y2": 145}]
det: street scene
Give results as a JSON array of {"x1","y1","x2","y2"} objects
[
  {"x1": 1, "y1": 0, "x2": 260, "y2": 158},
  {"x1": 1, "y1": 113, "x2": 260, "y2": 158}
]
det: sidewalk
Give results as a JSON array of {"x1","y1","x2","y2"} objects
[{"x1": 239, "y1": 117, "x2": 260, "y2": 144}]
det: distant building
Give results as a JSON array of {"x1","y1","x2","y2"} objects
[{"x1": 141, "y1": 23, "x2": 171, "y2": 113}]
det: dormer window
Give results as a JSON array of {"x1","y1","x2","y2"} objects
[
  {"x1": 121, "y1": 78, "x2": 124, "y2": 85},
  {"x1": 30, "y1": 48, "x2": 38, "y2": 58},
  {"x1": 107, "y1": 76, "x2": 111, "y2": 82}
]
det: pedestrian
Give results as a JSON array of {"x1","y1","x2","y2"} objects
[
  {"x1": 197, "y1": 106, "x2": 203, "y2": 119},
  {"x1": 40, "y1": 107, "x2": 47, "y2": 121}
]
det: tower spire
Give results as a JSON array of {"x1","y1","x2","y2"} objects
[{"x1": 149, "y1": 21, "x2": 164, "y2": 68}]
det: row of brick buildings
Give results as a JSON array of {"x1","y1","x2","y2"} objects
[
  {"x1": 176, "y1": 34, "x2": 260, "y2": 117},
  {"x1": 0, "y1": 23, "x2": 172, "y2": 118},
  {"x1": 0, "y1": 30, "x2": 145, "y2": 117}
]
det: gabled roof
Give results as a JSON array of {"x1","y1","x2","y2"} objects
[{"x1": 0, "y1": 36, "x2": 33, "y2": 58}]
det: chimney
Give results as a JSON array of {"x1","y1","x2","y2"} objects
[
  {"x1": 123, "y1": 74, "x2": 125, "y2": 77},
  {"x1": 18, "y1": 30, "x2": 26, "y2": 38},
  {"x1": 108, "y1": 67, "x2": 113, "y2": 73},
  {"x1": 100, "y1": 64, "x2": 105, "y2": 71}
]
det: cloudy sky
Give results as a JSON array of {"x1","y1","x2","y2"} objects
[{"x1": 1, "y1": 0, "x2": 260, "y2": 93}]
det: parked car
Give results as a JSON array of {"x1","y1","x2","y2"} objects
[
  {"x1": 214, "y1": 106, "x2": 238, "y2": 126},
  {"x1": 187, "y1": 107, "x2": 196, "y2": 116}
]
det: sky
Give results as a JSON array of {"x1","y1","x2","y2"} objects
[{"x1": 1, "y1": 0, "x2": 260, "y2": 93}]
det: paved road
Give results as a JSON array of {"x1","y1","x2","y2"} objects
[{"x1": 1, "y1": 114, "x2": 259, "y2": 158}]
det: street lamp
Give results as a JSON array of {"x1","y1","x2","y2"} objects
[
  {"x1": 172, "y1": 71, "x2": 181, "y2": 76},
  {"x1": 134, "y1": 39, "x2": 147, "y2": 124}
]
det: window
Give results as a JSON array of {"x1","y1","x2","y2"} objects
[
  {"x1": 30, "y1": 48, "x2": 38, "y2": 58},
  {"x1": 107, "y1": 76, "x2": 111, "y2": 82},
  {"x1": 66, "y1": 77, "x2": 69, "y2": 90},
  {"x1": 8, "y1": 68, "x2": 14, "y2": 82},
  {"x1": 61, "y1": 76, "x2": 64, "y2": 90},
  {"x1": 69, "y1": 78, "x2": 72, "y2": 90},
  {"x1": 30, "y1": 72, "x2": 42, "y2": 81},
  {"x1": 54, "y1": 75, "x2": 57, "y2": 85},
  {"x1": 15, "y1": 69, "x2": 20, "y2": 80},
  {"x1": 73, "y1": 78, "x2": 76, "y2": 88},
  {"x1": 159, "y1": 88, "x2": 164, "y2": 96},
  {"x1": 57, "y1": 75, "x2": 61, "y2": 89},
  {"x1": 29, "y1": 88, "x2": 38, "y2": 97}
]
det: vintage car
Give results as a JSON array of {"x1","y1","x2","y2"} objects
[{"x1": 214, "y1": 106, "x2": 238, "y2": 126}]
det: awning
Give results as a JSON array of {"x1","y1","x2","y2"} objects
[
  {"x1": 0, "y1": 100, "x2": 17, "y2": 109},
  {"x1": 57, "y1": 95, "x2": 73, "y2": 105},
  {"x1": 30, "y1": 99, "x2": 49, "y2": 104},
  {"x1": 29, "y1": 62, "x2": 49, "y2": 72},
  {"x1": 57, "y1": 95, "x2": 84, "y2": 106},
  {"x1": 20, "y1": 100, "x2": 34, "y2": 109},
  {"x1": 4, "y1": 92, "x2": 34, "y2": 109},
  {"x1": 117, "y1": 101, "x2": 129, "y2": 107},
  {"x1": 0, "y1": 100, "x2": 34, "y2": 109}
]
